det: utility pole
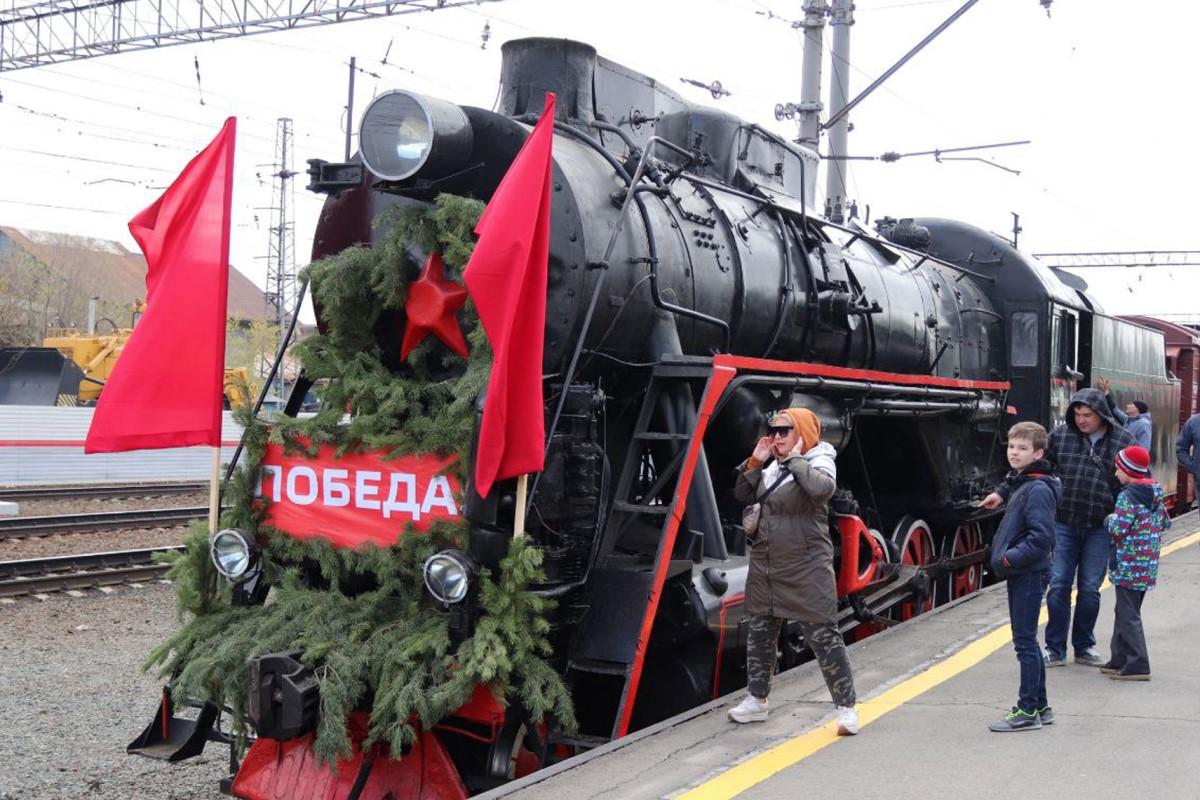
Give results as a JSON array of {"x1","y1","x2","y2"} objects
[
  {"x1": 825, "y1": 0, "x2": 854, "y2": 224},
  {"x1": 797, "y1": 0, "x2": 829, "y2": 153},
  {"x1": 264, "y1": 118, "x2": 298, "y2": 405}
]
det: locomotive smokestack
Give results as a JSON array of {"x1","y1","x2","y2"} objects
[{"x1": 499, "y1": 38, "x2": 596, "y2": 123}]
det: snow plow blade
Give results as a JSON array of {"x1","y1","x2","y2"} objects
[{"x1": 126, "y1": 687, "x2": 219, "y2": 762}]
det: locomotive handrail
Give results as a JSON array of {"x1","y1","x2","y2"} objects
[{"x1": 219, "y1": 277, "x2": 311, "y2": 494}]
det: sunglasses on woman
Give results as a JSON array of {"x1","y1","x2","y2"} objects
[{"x1": 767, "y1": 425, "x2": 794, "y2": 438}]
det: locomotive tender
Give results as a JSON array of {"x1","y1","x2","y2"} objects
[{"x1": 144, "y1": 37, "x2": 1179, "y2": 798}]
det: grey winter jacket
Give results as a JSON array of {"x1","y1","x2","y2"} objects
[
  {"x1": 735, "y1": 443, "x2": 838, "y2": 624},
  {"x1": 1176, "y1": 413, "x2": 1200, "y2": 478},
  {"x1": 1109, "y1": 402, "x2": 1153, "y2": 451}
]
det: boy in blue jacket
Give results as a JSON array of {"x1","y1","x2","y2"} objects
[{"x1": 987, "y1": 422, "x2": 1061, "y2": 732}]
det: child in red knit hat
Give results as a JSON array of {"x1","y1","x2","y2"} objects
[{"x1": 1102, "y1": 445, "x2": 1169, "y2": 680}]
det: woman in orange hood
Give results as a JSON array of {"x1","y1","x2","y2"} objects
[{"x1": 728, "y1": 408, "x2": 859, "y2": 734}]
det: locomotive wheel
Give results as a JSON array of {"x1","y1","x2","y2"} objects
[
  {"x1": 943, "y1": 522, "x2": 984, "y2": 602},
  {"x1": 891, "y1": 516, "x2": 936, "y2": 620},
  {"x1": 848, "y1": 528, "x2": 894, "y2": 642}
]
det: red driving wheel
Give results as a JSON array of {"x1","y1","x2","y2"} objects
[{"x1": 892, "y1": 516, "x2": 936, "y2": 620}]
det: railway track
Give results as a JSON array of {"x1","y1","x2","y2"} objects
[
  {"x1": 0, "y1": 507, "x2": 208, "y2": 539},
  {"x1": 0, "y1": 546, "x2": 184, "y2": 597},
  {"x1": 0, "y1": 482, "x2": 207, "y2": 501}
]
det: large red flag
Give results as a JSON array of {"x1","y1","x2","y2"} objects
[
  {"x1": 463, "y1": 93, "x2": 555, "y2": 498},
  {"x1": 85, "y1": 118, "x2": 236, "y2": 453}
]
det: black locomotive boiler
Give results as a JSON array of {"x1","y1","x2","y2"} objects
[{"x1": 144, "y1": 37, "x2": 1178, "y2": 798}]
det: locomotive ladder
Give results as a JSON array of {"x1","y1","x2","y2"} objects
[{"x1": 562, "y1": 355, "x2": 734, "y2": 746}]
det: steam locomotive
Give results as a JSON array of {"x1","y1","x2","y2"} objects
[{"x1": 137, "y1": 37, "x2": 1179, "y2": 798}]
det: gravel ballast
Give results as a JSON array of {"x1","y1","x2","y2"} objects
[{"x1": 0, "y1": 584, "x2": 228, "y2": 800}]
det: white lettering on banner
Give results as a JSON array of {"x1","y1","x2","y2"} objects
[
  {"x1": 421, "y1": 475, "x2": 459, "y2": 517},
  {"x1": 384, "y1": 473, "x2": 420, "y2": 520},
  {"x1": 257, "y1": 465, "x2": 283, "y2": 501},
  {"x1": 323, "y1": 469, "x2": 351, "y2": 507},
  {"x1": 259, "y1": 460, "x2": 461, "y2": 525},
  {"x1": 287, "y1": 466, "x2": 319, "y2": 505},
  {"x1": 356, "y1": 470, "x2": 382, "y2": 510}
]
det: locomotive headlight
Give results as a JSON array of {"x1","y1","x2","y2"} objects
[
  {"x1": 210, "y1": 528, "x2": 259, "y2": 581},
  {"x1": 423, "y1": 549, "x2": 478, "y2": 605},
  {"x1": 359, "y1": 90, "x2": 473, "y2": 182}
]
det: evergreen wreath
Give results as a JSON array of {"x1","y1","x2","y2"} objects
[{"x1": 147, "y1": 194, "x2": 576, "y2": 765}]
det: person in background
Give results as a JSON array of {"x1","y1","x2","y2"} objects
[
  {"x1": 728, "y1": 408, "x2": 859, "y2": 735},
  {"x1": 1174, "y1": 411, "x2": 1200, "y2": 510},
  {"x1": 1102, "y1": 445, "x2": 1169, "y2": 681},
  {"x1": 1096, "y1": 376, "x2": 1152, "y2": 452},
  {"x1": 987, "y1": 422, "x2": 1060, "y2": 732},
  {"x1": 982, "y1": 388, "x2": 1134, "y2": 668}
]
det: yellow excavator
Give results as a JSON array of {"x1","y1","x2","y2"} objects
[{"x1": 0, "y1": 300, "x2": 251, "y2": 408}]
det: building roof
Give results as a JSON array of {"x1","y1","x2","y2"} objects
[{"x1": 0, "y1": 226, "x2": 268, "y2": 323}]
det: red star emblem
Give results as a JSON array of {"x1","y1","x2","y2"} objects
[{"x1": 400, "y1": 251, "x2": 470, "y2": 361}]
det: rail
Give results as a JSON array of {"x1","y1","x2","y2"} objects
[
  {"x1": 0, "y1": 546, "x2": 184, "y2": 597},
  {"x1": 0, "y1": 482, "x2": 207, "y2": 501},
  {"x1": 0, "y1": 507, "x2": 207, "y2": 539}
]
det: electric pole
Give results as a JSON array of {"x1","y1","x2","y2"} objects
[
  {"x1": 825, "y1": 0, "x2": 854, "y2": 224},
  {"x1": 797, "y1": 0, "x2": 829, "y2": 152}
]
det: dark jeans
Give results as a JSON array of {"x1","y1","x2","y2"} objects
[
  {"x1": 1045, "y1": 523, "x2": 1110, "y2": 656},
  {"x1": 1007, "y1": 569, "x2": 1049, "y2": 713},
  {"x1": 1109, "y1": 586, "x2": 1150, "y2": 674},
  {"x1": 746, "y1": 615, "x2": 856, "y2": 706}
]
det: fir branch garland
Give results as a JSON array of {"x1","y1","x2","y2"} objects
[{"x1": 147, "y1": 194, "x2": 575, "y2": 764}]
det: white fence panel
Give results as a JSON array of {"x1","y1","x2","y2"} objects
[{"x1": 0, "y1": 406, "x2": 243, "y2": 485}]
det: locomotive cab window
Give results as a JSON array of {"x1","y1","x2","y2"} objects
[{"x1": 1011, "y1": 311, "x2": 1038, "y2": 367}]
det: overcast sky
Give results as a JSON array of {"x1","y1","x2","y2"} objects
[{"x1": 1, "y1": 0, "x2": 1196, "y2": 323}]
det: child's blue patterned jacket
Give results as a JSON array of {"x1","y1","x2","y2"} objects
[{"x1": 1105, "y1": 481, "x2": 1169, "y2": 590}]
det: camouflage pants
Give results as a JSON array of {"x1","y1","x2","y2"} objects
[{"x1": 746, "y1": 614, "x2": 856, "y2": 707}]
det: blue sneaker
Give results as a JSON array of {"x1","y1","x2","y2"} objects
[
  {"x1": 1037, "y1": 706, "x2": 1055, "y2": 725},
  {"x1": 1043, "y1": 648, "x2": 1067, "y2": 668},
  {"x1": 989, "y1": 707, "x2": 1042, "y2": 732}
]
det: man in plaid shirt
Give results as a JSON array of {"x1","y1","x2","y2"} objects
[{"x1": 984, "y1": 387, "x2": 1135, "y2": 667}]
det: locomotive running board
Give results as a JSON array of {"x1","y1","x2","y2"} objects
[{"x1": 609, "y1": 355, "x2": 1009, "y2": 740}]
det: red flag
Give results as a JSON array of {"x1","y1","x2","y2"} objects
[
  {"x1": 463, "y1": 93, "x2": 555, "y2": 498},
  {"x1": 85, "y1": 118, "x2": 236, "y2": 453}
]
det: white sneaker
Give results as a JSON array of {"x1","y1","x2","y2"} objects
[
  {"x1": 836, "y1": 705, "x2": 859, "y2": 735},
  {"x1": 727, "y1": 695, "x2": 769, "y2": 723}
]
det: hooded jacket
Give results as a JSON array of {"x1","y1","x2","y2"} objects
[
  {"x1": 1106, "y1": 481, "x2": 1169, "y2": 590},
  {"x1": 989, "y1": 459, "x2": 1060, "y2": 578},
  {"x1": 736, "y1": 410, "x2": 839, "y2": 624},
  {"x1": 1012, "y1": 388, "x2": 1135, "y2": 529}
]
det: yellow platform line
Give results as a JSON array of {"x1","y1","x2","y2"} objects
[{"x1": 679, "y1": 529, "x2": 1200, "y2": 800}]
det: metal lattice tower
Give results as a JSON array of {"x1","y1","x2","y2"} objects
[
  {"x1": 0, "y1": 0, "x2": 507, "y2": 72},
  {"x1": 264, "y1": 117, "x2": 296, "y2": 400}
]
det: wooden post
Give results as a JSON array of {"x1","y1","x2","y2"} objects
[
  {"x1": 513, "y1": 473, "x2": 528, "y2": 539},
  {"x1": 208, "y1": 446, "x2": 221, "y2": 534}
]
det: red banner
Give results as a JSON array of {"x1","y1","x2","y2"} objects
[{"x1": 256, "y1": 444, "x2": 463, "y2": 549}]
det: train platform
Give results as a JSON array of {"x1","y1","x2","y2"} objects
[{"x1": 484, "y1": 514, "x2": 1200, "y2": 800}]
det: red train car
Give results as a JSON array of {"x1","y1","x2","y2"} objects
[{"x1": 1121, "y1": 315, "x2": 1200, "y2": 510}]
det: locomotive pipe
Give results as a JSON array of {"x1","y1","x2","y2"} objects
[{"x1": 763, "y1": 211, "x2": 793, "y2": 359}]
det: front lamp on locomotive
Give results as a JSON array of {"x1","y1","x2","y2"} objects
[{"x1": 130, "y1": 37, "x2": 1066, "y2": 800}]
